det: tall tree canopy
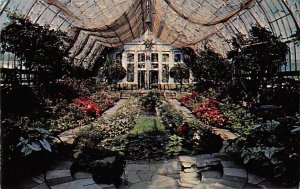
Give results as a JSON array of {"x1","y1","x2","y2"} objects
[
  {"x1": 0, "y1": 14, "x2": 70, "y2": 84},
  {"x1": 170, "y1": 63, "x2": 190, "y2": 91},
  {"x1": 100, "y1": 57, "x2": 126, "y2": 85},
  {"x1": 227, "y1": 25, "x2": 288, "y2": 99},
  {"x1": 189, "y1": 47, "x2": 232, "y2": 91}
]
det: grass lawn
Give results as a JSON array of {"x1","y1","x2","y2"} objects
[{"x1": 131, "y1": 116, "x2": 165, "y2": 134}]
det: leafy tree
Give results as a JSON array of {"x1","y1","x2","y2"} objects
[
  {"x1": 100, "y1": 57, "x2": 126, "y2": 85},
  {"x1": 0, "y1": 14, "x2": 70, "y2": 85},
  {"x1": 189, "y1": 47, "x2": 232, "y2": 92},
  {"x1": 170, "y1": 63, "x2": 190, "y2": 91},
  {"x1": 181, "y1": 47, "x2": 198, "y2": 68},
  {"x1": 227, "y1": 25, "x2": 288, "y2": 101}
]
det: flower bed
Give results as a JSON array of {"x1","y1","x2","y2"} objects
[
  {"x1": 159, "y1": 101, "x2": 222, "y2": 154},
  {"x1": 47, "y1": 91, "x2": 115, "y2": 134},
  {"x1": 192, "y1": 98, "x2": 226, "y2": 127},
  {"x1": 72, "y1": 97, "x2": 139, "y2": 180},
  {"x1": 178, "y1": 92, "x2": 257, "y2": 135},
  {"x1": 74, "y1": 97, "x2": 101, "y2": 117},
  {"x1": 74, "y1": 97, "x2": 139, "y2": 147},
  {"x1": 73, "y1": 96, "x2": 223, "y2": 168},
  {"x1": 179, "y1": 92, "x2": 300, "y2": 186}
]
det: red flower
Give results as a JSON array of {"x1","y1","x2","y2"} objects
[
  {"x1": 190, "y1": 98, "x2": 226, "y2": 127},
  {"x1": 177, "y1": 123, "x2": 189, "y2": 136},
  {"x1": 179, "y1": 92, "x2": 199, "y2": 105},
  {"x1": 74, "y1": 97, "x2": 101, "y2": 117}
]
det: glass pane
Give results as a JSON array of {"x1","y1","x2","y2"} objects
[
  {"x1": 162, "y1": 64, "x2": 169, "y2": 83},
  {"x1": 127, "y1": 53, "x2": 134, "y2": 62},
  {"x1": 151, "y1": 63, "x2": 158, "y2": 69},
  {"x1": 138, "y1": 63, "x2": 145, "y2": 68},
  {"x1": 151, "y1": 53, "x2": 158, "y2": 62},
  {"x1": 174, "y1": 53, "x2": 181, "y2": 62},
  {"x1": 162, "y1": 53, "x2": 169, "y2": 62},
  {"x1": 138, "y1": 53, "x2": 145, "y2": 62},
  {"x1": 127, "y1": 64, "x2": 134, "y2": 82}
]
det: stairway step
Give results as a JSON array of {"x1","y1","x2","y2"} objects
[
  {"x1": 50, "y1": 161, "x2": 73, "y2": 170},
  {"x1": 201, "y1": 171, "x2": 222, "y2": 179},
  {"x1": 223, "y1": 168, "x2": 247, "y2": 178},
  {"x1": 222, "y1": 175, "x2": 247, "y2": 184},
  {"x1": 193, "y1": 182, "x2": 235, "y2": 189},
  {"x1": 201, "y1": 178, "x2": 245, "y2": 188},
  {"x1": 220, "y1": 160, "x2": 242, "y2": 169},
  {"x1": 73, "y1": 172, "x2": 92, "y2": 180},
  {"x1": 247, "y1": 173, "x2": 266, "y2": 185}
]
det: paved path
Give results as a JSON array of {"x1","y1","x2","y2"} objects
[
  {"x1": 14, "y1": 153, "x2": 287, "y2": 189},
  {"x1": 100, "y1": 99, "x2": 127, "y2": 119},
  {"x1": 58, "y1": 99, "x2": 127, "y2": 144}
]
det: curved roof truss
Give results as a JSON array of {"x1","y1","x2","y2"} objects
[{"x1": 0, "y1": 0, "x2": 299, "y2": 68}]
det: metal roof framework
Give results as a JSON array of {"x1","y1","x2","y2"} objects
[{"x1": 0, "y1": 0, "x2": 299, "y2": 70}]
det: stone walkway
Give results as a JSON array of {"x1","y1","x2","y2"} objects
[
  {"x1": 100, "y1": 99, "x2": 127, "y2": 119},
  {"x1": 58, "y1": 99, "x2": 127, "y2": 144},
  {"x1": 14, "y1": 153, "x2": 282, "y2": 189}
]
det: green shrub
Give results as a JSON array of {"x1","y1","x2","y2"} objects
[
  {"x1": 74, "y1": 97, "x2": 139, "y2": 152},
  {"x1": 226, "y1": 120, "x2": 299, "y2": 186},
  {"x1": 46, "y1": 101, "x2": 92, "y2": 134},
  {"x1": 140, "y1": 91, "x2": 160, "y2": 114},
  {"x1": 187, "y1": 118, "x2": 222, "y2": 154},
  {"x1": 166, "y1": 135, "x2": 184, "y2": 156},
  {"x1": 159, "y1": 101, "x2": 184, "y2": 134},
  {"x1": 2, "y1": 118, "x2": 56, "y2": 185},
  {"x1": 159, "y1": 101, "x2": 221, "y2": 154},
  {"x1": 125, "y1": 132, "x2": 169, "y2": 160},
  {"x1": 220, "y1": 102, "x2": 258, "y2": 135},
  {"x1": 103, "y1": 97, "x2": 139, "y2": 138}
]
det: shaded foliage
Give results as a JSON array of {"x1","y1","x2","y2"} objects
[
  {"x1": 0, "y1": 14, "x2": 71, "y2": 84},
  {"x1": 227, "y1": 25, "x2": 288, "y2": 101},
  {"x1": 99, "y1": 57, "x2": 126, "y2": 85},
  {"x1": 2, "y1": 118, "x2": 56, "y2": 185},
  {"x1": 189, "y1": 47, "x2": 232, "y2": 92},
  {"x1": 170, "y1": 63, "x2": 190, "y2": 91},
  {"x1": 226, "y1": 119, "x2": 300, "y2": 186}
]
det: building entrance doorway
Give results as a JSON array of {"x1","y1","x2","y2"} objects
[
  {"x1": 138, "y1": 70, "x2": 146, "y2": 89},
  {"x1": 138, "y1": 70, "x2": 158, "y2": 89},
  {"x1": 149, "y1": 70, "x2": 158, "y2": 88}
]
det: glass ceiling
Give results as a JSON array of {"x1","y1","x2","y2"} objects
[{"x1": 0, "y1": 0, "x2": 299, "y2": 70}]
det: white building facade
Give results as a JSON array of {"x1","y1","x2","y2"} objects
[{"x1": 111, "y1": 31, "x2": 190, "y2": 90}]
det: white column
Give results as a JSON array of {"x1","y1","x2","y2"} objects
[
  {"x1": 158, "y1": 53, "x2": 162, "y2": 84},
  {"x1": 134, "y1": 52, "x2": 138, "y2": 85},
  {"x1": 122, "y1": 51, "x2": 127, "y2": 84}
]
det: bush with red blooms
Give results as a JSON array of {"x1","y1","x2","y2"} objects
[
  {"x1": 177, "y1": 122, "x2": 190, "y2": 136},
  {"x1": 74, "y1": 98, "x2": 101, "y2": 118},
  {"x1": 179, "y1": 92, "x2": 198, "y2": 104},
  {"x1": 179, "y1": 92, "x2": 199, "y2": 110},
  {"x1": 192, "y1": 98, "x2": 226, "y2": 127},
  {"x1": 91, "y1": 92, "x2": 114, "y2": 111}
]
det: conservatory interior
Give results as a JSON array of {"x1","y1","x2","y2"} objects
[{"x1": 0, "y1": 0, "x2": 299, "y2": 188}]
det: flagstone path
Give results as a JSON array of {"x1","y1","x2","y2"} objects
[{"x1": 14, "y1": 152, "x2": 286, "y2": 189}]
